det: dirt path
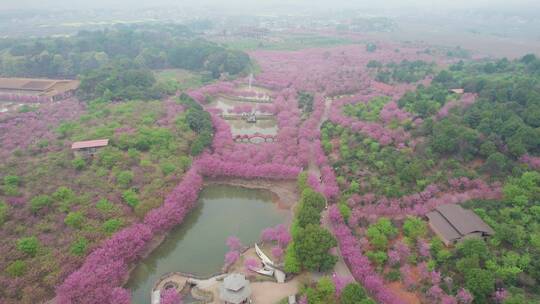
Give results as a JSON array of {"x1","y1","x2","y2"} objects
[
  {"x1": 250, "y1": 279, "x2": 299, "y2": 304},
  {"x1": 307, "y1": 97, "x2": 333, "y2": 180},
  {"x1": 306, "y1": 96, "x2": 354, "y2": 280},
  {"x1": 321, "y1": 209, "x2": 354, "y2": 280}
]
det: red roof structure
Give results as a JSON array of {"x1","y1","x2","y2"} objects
[{"x1": 71, "y1": 139, "x2": 109, "y2": 150}]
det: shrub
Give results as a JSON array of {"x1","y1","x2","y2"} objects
[
  {"x1": 0, "y1": 201, "x2": 8, "y2": 225},
  {"x1": 103, "y1": 218, "x2": 123, "y2": 233},
  {"x1": 3, "y1": 175, "x2": 20, "y2": 187},
  {"x1": 53, "y1": 187, "x2": 76, "y2": 211},
  {"x1": 160, "y1": 162, "x2": 176, "y2": 176},
  {"x1": 339, "y1": 203, "x2": 351, "y2": 222},
  {"x1": 306, "y1": 276, "x2": 335, "y2": 304},
  {"x1": 53, "y1": 187, "x2": 75, "y2": 202},
  {"x1": 385, "y1": 269, "x2": 401, "y2": 282},
  {"x1": 64, "y1": 211, "x2": 85, "y2": 229},
  {"x1": 70, "y1": 237, "x2": 89, "y2": 256},
  {"x1": 122, "y1": 189, "x2": 140, "y2": 208},
  {"x1": 30, "y1": 195, "x2": 53, "y2": 213},
  {"x1": 340, "y1": 283, "x2": 367, "y2": 304},
  {"x1": 17, "y1": 236, "x2": 40, "y2": 257},
  {"x1": 403, "y1": 217, "x2": 427, "y2": 240},
  {"x1": 72, "y1": 157, "x2": 86, "y2": 170},
  {"x1": 96, "y1": 199, "x2": 116, "y2": 214},
  {"x1": 97, "y1": 147, "x2": 123, "y2": 168},
  {"x1": 116, "y1": 171, "x2": 134, "y2": 188},
  {"x1": 366, "y1": 250, "x2": 388, "y2": 267},
  {"x1": 6, "y1": 260, "x2": 26, "y2": 277}
]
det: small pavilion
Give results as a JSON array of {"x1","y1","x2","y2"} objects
[
  {"x1": 71, "y1": 139, "x2": 109, "y2": 157},
  {"x1": 219, "y1": 273, "x2": 251, "y2": 304}
]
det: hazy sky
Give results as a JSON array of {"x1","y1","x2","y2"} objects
[{"x1": 2, "y1": 0, "x2": 540, "y2": 11}]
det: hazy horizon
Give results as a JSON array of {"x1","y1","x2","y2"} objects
[{"x1": 2, "y1": 0, "x2": 540, "y2": 12}]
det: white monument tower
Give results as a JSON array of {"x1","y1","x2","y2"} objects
[{"x1": 248, "y1": 73, "x2": 254, "y2": 91}]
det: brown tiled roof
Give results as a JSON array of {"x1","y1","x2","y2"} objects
[
  {"x1": 427, "y1": 204, "x2": 494, "y2": 243},
  {"x1": 71, "y1": 139, "x2": 109, "y2": 150}
]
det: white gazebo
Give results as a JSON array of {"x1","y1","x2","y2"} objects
[{"x1": 219, "y1": 273, "x2": 252, "y2": 304}]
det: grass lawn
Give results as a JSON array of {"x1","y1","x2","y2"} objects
[{"x1": 154, "y1": 69, "x2": 211, "y2": 91}]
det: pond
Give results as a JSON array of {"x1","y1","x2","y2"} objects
[
  {"x1": 126, "y1": 184, "x2": 290, "y2": 304},
  {"x1": 209, "y1": 96, "x2": 267, "y2": 114},
  {"x1": 228, "y1": 119, "x2": 278, "y2": 136}
]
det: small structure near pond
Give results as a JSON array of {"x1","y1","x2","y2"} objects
[
  {"x1": 71, "y1": 139, "x2": 109, "y2": 157},
  {"x1": 426, "y1": 204, "x2": 494, "y2": 246},
  {"x1": 219, "y1": 273, "x2": 252, "y2": 304}
]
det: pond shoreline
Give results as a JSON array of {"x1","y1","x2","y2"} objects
[{"x1": 122, "y1": 178, "x2": 298, "y2": 301}]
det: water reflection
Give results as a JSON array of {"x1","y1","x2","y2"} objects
[
  {"x1": 126, "y1": 185, "x2": 288, "y2": 304},
  {"x1": 229, "y1": 120, "x2": 278, "y2": 136}
]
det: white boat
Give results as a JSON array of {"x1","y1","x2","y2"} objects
[
  {"x1": 151, "y1": 290, "x2": 160, "y2": 304},
  {"x1": 254, "y1": 266, "x2": 274, "y2": 277},
  {"x1": 254, "y1": 243, "x2": 275, "y2": 267}
]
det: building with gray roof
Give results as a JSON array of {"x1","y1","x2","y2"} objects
[{"x1": 426, "y1": 204, "x2": 494, "y2": 246}]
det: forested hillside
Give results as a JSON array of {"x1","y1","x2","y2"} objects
[
  {"x1": 0, "y1": 24, "x2": 252, "y2": 101},
  {"x1": 0, "y1": 94, "x2": 213, "y2": 302},
  {"x1": 323, "y1": 55, "x2": 540, "y2": 303}
]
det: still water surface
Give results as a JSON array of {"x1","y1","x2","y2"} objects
[{"x1": 126, "y1": 185, "x2": 289, "y2": 303}]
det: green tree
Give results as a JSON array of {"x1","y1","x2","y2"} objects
[
  {"x1": 297, "y1": 172, "x2": 308, "y2": 192},
  {"x1": 371, "y1": 218, "x2": 398, "y2": 238},
  {"x1": 122, "y1": 189, "x2": 140, "y2": 208},
  {"x1": 284, "y1": 242, "x2": 301, "y2": 273},
  {"x1": 366, "y1": 250, "x2": 388, "y2": 266},
  {"x1": 0, "y1": 201, "x2": 8, "y2": 226},
  {"x1": 102, "y1": 218, "x2": 123, "y2": 233},
  {"x1": 483, "y1": 152, "x2": 508, "y2": 175},
  {"x1": 366, "y1": 228, "x2": 388, "y2": 250},
  {"x1": 53, "y1": 186, "x2": 76, "y2": 211},
  {"x1": 307, "y1": 277, "x2": 336, "y2": 304},
  {"x1": 30, "y1": 195, "x2": 53, "y2": 214},
  {"x1": 301, "y1": 188, "x2": 326, "y2": 211},
  {"x1": 3, "y1": 175, "x2": 20, "y2": 187},
  {"x1": 339, "y1": 203, "x2": 351, "y2": 223},
  {"x1": 457, "y1": 239, "x2": 490, "y2": 260},
  {"x1": 6, "y1": 260, "x2": 26, "y2": 277},
  {"x1": 403, "y1": 217, "x2": 427, "y2": 240},
  {"x1": 295, "y1": 224, "x2": 337, "y2": 272},
  {"x1": 72, "y1": 157, "x2": 86, "y2": 170},
  {"x1": 17, "y1": 236, "x2": 40, "y2": 257},
  {"x1": 96, "y1": 198, "x2": 115, "y2": 213},
  {"x1": 340, "y1": 283, "x2": 367, "y2": 304},
  {"x1": 64, "y1": 211, "x2": 85, "y2": 229},
  {"x1": 464, "y1": 269, "x2": 495, "y2": 303},
  {"x1": 366, "y1": 43, "x2": 377, "y2": 52},
  {"x1": 297, "y1": 204, "x2": 321, "y2": 228},
  {"x1": 70, "y1": 237, "x2": 88, "y2": 256},
  {"x1": 116, "y1": 170, "x2": 134, "y2": 188}
]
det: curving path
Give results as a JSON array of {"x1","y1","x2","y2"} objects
[{"x1": 308, "y1": 96, "x2": 354, "y2": 280}]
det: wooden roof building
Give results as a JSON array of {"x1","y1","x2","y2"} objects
[
  {"x1": 71, "y1": 139, "x2": 109, "y2": 156},
  {"x1": 0, "y1": 77, "x2": 80, "y2": 102},
  {"x1": 426, "y1": 204, "x2": 494, "y2": 246}
]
